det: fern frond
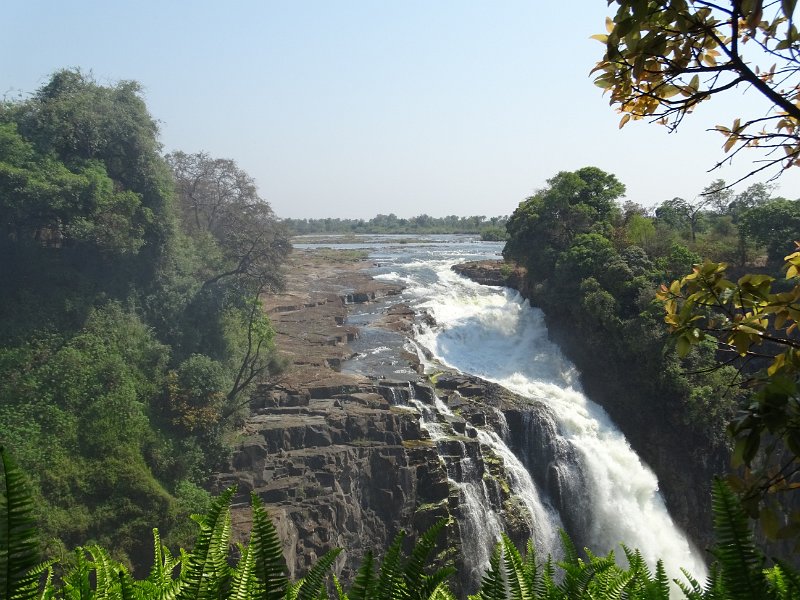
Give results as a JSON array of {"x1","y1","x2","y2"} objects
[
  {"x1": 557, "y1": 530, "x2": 579, "y2": 566},
  {"x1": 710, "y1": 479, "x2": 767, "y2": 600},
  {"x1": 650, "y1": 560, "x2": 670, "y2": 599},
  {"x1": 332, "y1": 575, "x2": 347, "y2": 600},
  {"x1": 62, "y1": 548, "x2": 93, "y2": 599},
  {"x1": 534, "y1": 555, "x2": 556, "y2": 598},
  {"x1": 501, "y1": 535, "x2": 531, "y2": 600},
  {"x1": 250, "y1": 493, "x2": 289, "y2": 600},
  {"x1": 285, "y1": 580, "x2": 303, "y2": 600},
  {"x1": 477, "y1": 543, "x2": 504, "y2": 600},
  {"x1": 296, "y1": 548, "x2": 341, "y2": 600},
  {"x1": 766, "y1": 560, "x2": 800, "y2": 599},
  {"x1": 428, "y1": 582, "x2": 456, "y2": 600},
  {"x1": 35, "y1": 563, "x2": 55, "y2": 600},
  {"x1": 87, "y1": 545, "x2": 124, "y2": 599},
  {"x1": 376, "y1": 531, "x2": 405, "y2": 600},
  {"x1": 230, "y1": 543, "x2": 257, "y2": 600},
  {"x1": 0, "y1": 447, "x2": 41, "y2": 600},
  {"x1": 176, "y1": 486, "x2": 235, "y2": 600},
  {"x1": 404, "y1": 519, "x2": 452, "y2": 600},
  {"x1": 348, "y1": 550, "x2": 375, "y2": 600}
]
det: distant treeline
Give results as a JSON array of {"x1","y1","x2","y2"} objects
[{"x1": 283, "y1": 213, "x2": 509, "y2": 238}]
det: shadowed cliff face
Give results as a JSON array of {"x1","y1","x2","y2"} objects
[{"x1": 451, "y1": 259, "x2": 726, "y2": 555}]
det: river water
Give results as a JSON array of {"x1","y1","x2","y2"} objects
[{"x1": 297, "y1": 234, "x2": 707, "y2": 588}]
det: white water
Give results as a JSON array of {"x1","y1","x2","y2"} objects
[
  {"x1": 394, "y1": 258, "x2": 708, "y2": 585},
  {"x1": 406, "y1": 393, "x2": 506, "y2": 585}
]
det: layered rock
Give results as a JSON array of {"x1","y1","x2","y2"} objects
[{"x1": 215, "y1": 251, "x2": 550, "y2": 594}]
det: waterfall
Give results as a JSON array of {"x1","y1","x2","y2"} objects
[
  {"x1": 411, "y1": 265, "x2": 708, "y2": 584},
  {"x1": 405, "y1": 387, "x2": 561, "y2": 587},
  {"x1": 343, "y1": 237, "x2": 709, "y2": 592}
]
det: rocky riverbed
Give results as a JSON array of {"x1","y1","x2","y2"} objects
[{"x1": 212, "y1": 250, "x2": 557, "y2": 592}]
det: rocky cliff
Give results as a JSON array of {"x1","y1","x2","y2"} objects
[
  {"x1": 215, "y1": 251, "x2": 557, "y2": 594},
  {"x1": 452, "y1": 259, "x2": 724, "y2": 554}
]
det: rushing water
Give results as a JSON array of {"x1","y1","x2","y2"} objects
[{"x1": 306, "y1": 235, "x2": 707, "y2": 588}]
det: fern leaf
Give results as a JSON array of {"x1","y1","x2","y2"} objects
[
  {"x1": 428, "y1": 582, "x2": 456, "y2": 600},
  {"x1": 62, "y1": 548, "x2": 93, "y2": 599},
  {"x1": 332, "y1": 575, "x2": 347, "y2": 600},
  {"x1": 766, "y1": 560, "x2": 800, "y2": 599},
  {"x1": 710, "y1": 479, "x2": 767, "y2": 600},
  {"x1": 176, "y1": 486, "x2": 235, "y2": 600},
  {"x1": 250, "y1": 493, "x2": 289, "y2": 600},
  {"x1": 557, "y1": 530, "x2": 579, "y2": 567},
  {"x1": 296, "y1": 548, "x2": 341, "y2": 600},
  {"x1": 348, "y1": 550, "x2": 375, "y2": 600},
  {"x1": 404, "y1": 519, "x2": 452, "y2": 600},
  {"x1": 500, "y1": 535, "x2": 531, "y2": 600},
  {"x1": 534, "y1": 556, "x2": 556, "y2": 598},
  {"x1": 376, "y1": 531, "x2": 405, "y2": 600},
  {"x1": 0, "y1": 447, "x2": 41, "y2": 600},
  {"x1": 477, "y1": 543, "x2": 504, "y2": 600},
  {"x1": 230, "y1": 543, "x2": 257, "y2": 600},
  {"x1": 87, "y1": 545, "x2": 124, "y2": 599}
]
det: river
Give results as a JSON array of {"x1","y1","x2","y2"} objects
[{"x1": 296, "y1": 233, "x2": 708, "y2": 590}]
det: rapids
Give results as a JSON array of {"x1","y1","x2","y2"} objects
[{"x1": 333, "y1": 235, "x2": 707, "y2": 589}]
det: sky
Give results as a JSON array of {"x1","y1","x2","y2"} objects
[{"x1": 3, "y1": 1, "x2": 799, "y2": 219}]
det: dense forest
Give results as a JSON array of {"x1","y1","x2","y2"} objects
[
  {"x1": 0, "y1": 70, "x2": 290, "y2": 564},
  {"x1": 283, "y1": 214, "x2": 508, "y2": 240}
]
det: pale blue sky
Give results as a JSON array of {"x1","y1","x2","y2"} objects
[{"x1": 3, "y1": 2, "x2": 798, "y2": 218}]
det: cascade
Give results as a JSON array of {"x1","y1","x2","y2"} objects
[
  {"x1": 405, "y1": 386, "x2": 561, "y2": 586},
  {"x1": 412, "y1": 264, "x2": 708, "y2": 583},
  {"x1": 352, "y1": 237, "x2": 708, "y2": 593}
]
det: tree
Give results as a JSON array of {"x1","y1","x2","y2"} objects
[
  {"x1": 504, "y1": 167, "x2": 625, "y2": 280},
  {"x1": 167, "y1": 151, "x2": 291, "y2": 295},
  {"x1": 656, "y1": 197, "x2": 703, "y2": 241},
  {"x1": 594, "y1": 0, "x2": 800, "y2": 185},
  {"x1": 738, "y1": 198, "x2": 800, "y2": 264}
]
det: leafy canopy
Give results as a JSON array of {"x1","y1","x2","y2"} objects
[{"x1": 594, "y1": 0, "x2": 800, "y2": 184}]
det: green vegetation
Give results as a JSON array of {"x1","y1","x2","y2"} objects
[
  {"x1": 284, "y1": 214, "x2": 508, "y2": 236},
  {"x1": 502, "y1": 165, "x2": 800, "y2": 553},
  {"x1": 594, "y1": 0, "x2": 800, "y2": 182},
  {"x1": 0, "y1": 70, "x2": 289, "y2": 565},
  {"x1": 591, "y1": 0, "x2": 800, "y2": 547},
  {"x1": 4, "y1": 446, "x2": 799, "y2": 600}
]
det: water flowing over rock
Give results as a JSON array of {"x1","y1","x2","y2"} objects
[{"x1": 217, "y1": 241, "x2": 708, "y2": 596}]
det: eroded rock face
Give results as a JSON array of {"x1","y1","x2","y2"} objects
[
  {"x1": 451, "y1": 258, "x2": 724, "y2": 554},
  {"x1": 217, "y1": 251, "x2": 560, "y2": 595}
]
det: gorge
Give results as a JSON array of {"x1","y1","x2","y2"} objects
[{"x1": 216, "y1": 235, "x2": 709, "y2": 595}]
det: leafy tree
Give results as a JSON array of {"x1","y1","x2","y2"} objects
[
  {"x1": 167, "y1": 151, "x2": 290, "y2": 295},
  {"x1": 625, "y1": 213, "x2": 656, "y2": 248},
  {"x1": 594, "y1": 0, "x2": 800, "y2": 185},
  {"x1": 738, "y1": 198, "x2": 800, "y2": 264},
  {"x1": 504, "y1": 167, "x2": 625, "y2": 280}
]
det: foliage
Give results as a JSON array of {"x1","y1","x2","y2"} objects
[
  {"x1": 0, "y1": 70, "x2": 289, "y2": 570},
  {"x1": 284, "y1": 214, "x2": 508, "y2": 236},
  {"x1": 6, "y1": 446, "x2": 800, "y2": 600},
  {"x1": 503, "y1": 167, "x2": 625, "y2": 281},
  {"x1": 737, "y1": 199, "x2": 800, "y2": 264},
  {"x1": 594, "y1": 0, "x2": 800, "y2": 185},
  {"x1": 657, "y1": 252, "x2": 800, "y2": 540}
]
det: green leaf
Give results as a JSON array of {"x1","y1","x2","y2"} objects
[{"x1": 0, "y1": 447, "x2": 41, "y2": 600}]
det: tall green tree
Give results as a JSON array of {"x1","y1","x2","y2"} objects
[{"x1": 503, "y1": 167, "x2": 625, "y2": 281}]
